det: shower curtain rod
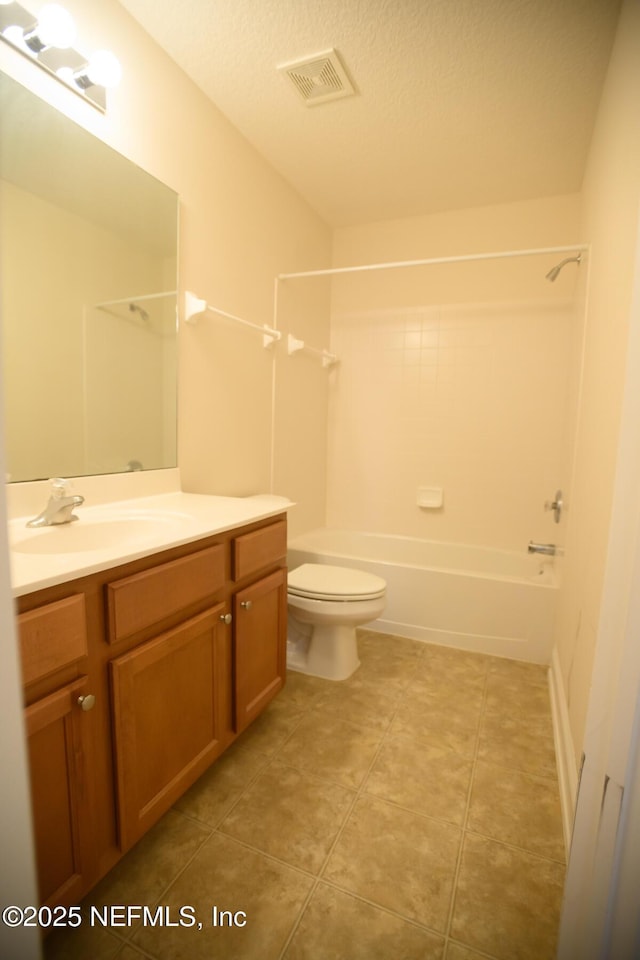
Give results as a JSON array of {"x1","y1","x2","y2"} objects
[
  {"x1": 278, "y1": 244, "x2": 590, "y2": 280},
  {"x1": 184, "y1": 291, "x2": 281, "y2": 347},
  {"x1": 287, "y1": 333, "x2": 337, "y2": 367},
  {"x1": 207, "y1": 304, "x2": 281, "y2": 343},
  {"x1": 95, "y1": 290, "x2": 178, "y2": 307}
]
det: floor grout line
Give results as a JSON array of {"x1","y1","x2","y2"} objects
[{"x1": 442, "y1": 657, "x2": 489, "y2": 949}]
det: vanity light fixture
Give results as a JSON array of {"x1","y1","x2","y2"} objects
[{"x1": 0, "y1": 1, "x2": 121, "y2": 112}]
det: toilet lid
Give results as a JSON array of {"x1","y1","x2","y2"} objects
[{"x1": 288, "y1": 563, "x2": 386, "y2": 601}]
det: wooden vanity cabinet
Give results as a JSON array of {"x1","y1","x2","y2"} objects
[
  {"x1": 108, "y1": 522, "x2": 287, "y2": 848},
  {"x1": 232, "y1": 520, "x2": 288, "y2": 733},
  {"x1": 16, "y1": 513, "x2": 287, "y2": 906},
  {"x1": 25, "y1": 676, "x2": 92, "y2": 908},
  {"x1": 110, "y1": 604, "x2": 229, "y2": 850},
  {"x1": 18, "y1": 595, "x2": 94, "y2": 908},
  {"x1": 234, "y1": 568, "x2": 287, "y2": 733}
]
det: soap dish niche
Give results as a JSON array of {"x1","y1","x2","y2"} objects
[{"x1": 417, "y1": 486, "x2": 443, "y2": 509}]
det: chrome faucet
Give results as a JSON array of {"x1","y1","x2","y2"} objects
[
  {"x1": 528, "y1": 541, "x2": 556, "y2": 557},
  {"x1": 26, "y1": 478, "x2": 85, "y2": 527}
]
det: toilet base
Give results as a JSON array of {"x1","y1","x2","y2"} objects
[{"x1": 286, "y1": 618, "x2": 360, "y2": 681}]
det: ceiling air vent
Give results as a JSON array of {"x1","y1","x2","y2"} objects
[{"x1": 278, "y1": 49, "x2": 356, "y2": 106}]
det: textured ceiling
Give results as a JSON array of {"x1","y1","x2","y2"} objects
[{"x1": 117, "y1": 0, "x2": 622, "y2": 227}]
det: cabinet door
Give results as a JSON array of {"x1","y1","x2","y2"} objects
[
  {"x1": 25, "y1": 676, "x2": 91, "y2": 908},
  {"x1": 234, "y1": 567, "x2": 287, "y2": 734},
  {"x1": 111, "y1": 604, "x2": 226, "y2": 851}
]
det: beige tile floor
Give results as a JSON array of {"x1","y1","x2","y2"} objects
[{"x1": 45, "y1": 632, "x2": 566, "y2": 960}]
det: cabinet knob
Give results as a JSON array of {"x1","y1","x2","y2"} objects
[
  {"x1": 77, "y1": 693, "x2": 96, "y2": 712},
  {"x1": 240, "y1": 600, "x2": 252, "y2": 611},
  {"x1": 219, "y1": 613, "x2": 232, "y2": 625}
]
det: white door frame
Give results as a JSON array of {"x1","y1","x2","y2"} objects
[{"x1": 557, "y1": 202, "x2": 640, "y2": 958}]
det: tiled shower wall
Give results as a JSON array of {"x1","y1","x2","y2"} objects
[{"x1": 326, "y1": 298, "x2": 579, "y2": 552}]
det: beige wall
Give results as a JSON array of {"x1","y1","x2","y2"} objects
[
  {"x1": 327, "y1": 196, "x2": 583, "y2": 550},
  {"x1": 272, "y1": 274, "x2": 332, "y2": 535},
  {"x1": 0, "y1": 0, "x2": 332, "y2": 528},
  {"x1": 553, "y1": 0, "x2": 640, "y2": 765}
]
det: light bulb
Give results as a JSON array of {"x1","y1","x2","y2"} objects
[
  {"x1": 85, "y1": 50, "x2": 122, "y2": 88},
  {"x1": 55, "y1": 65, "x2": 74, "y2": 83},
  {"x1": 2, "y1": 24, "x2": 28, "y2": 48},
  {"x1": 34, "y1": 4, "x2": 76, "y2": 49}
]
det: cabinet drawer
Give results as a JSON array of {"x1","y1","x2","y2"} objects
[
  {"x1": 232, "y1": 520, "x2": 287, "y2": 582},
  {"x1": 107, "y1": 544, "x2": 226, "y2": 644},
  {"x1": 19, "y1": 595, "x2": 87, "y2": 686}
]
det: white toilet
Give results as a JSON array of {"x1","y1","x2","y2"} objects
[{"x1": 286, "y1": 563, "x2": 387, "y2": 681}]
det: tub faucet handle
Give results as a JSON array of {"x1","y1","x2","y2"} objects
[{"x1": 544, "y1": 490, "x2": 563, "y2": 524}]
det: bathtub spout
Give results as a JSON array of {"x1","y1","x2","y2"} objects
[{"x1": 528, "y1": 541, "x2": 556, "y2": 556}]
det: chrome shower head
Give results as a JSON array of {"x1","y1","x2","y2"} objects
[{"x1": 545, "y1": 253, "x2": 582, "y2": 282}]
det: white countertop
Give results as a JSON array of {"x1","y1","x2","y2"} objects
[{"x1": 8, "y1": 491, "x2": 293, "y2": 597}]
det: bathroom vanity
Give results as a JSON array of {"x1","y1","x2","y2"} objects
[{"x1": 11, "y1": 492, "x2": 289, "y2": 910}]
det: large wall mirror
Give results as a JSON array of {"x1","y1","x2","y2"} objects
[{"x1": 0, "y1": 72, "x2": 178, "y2": 483}]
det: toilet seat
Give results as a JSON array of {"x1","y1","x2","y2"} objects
[{"x1": 288, "y1": 563, "x2": 386, "y2": 602}]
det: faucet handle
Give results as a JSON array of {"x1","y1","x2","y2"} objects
[
  {"x1": 50, "y1": 478, "x2": 72, "y2": 499},
  {"x1": 544, "y1": 489, "x2": 563, "y2": 524}
]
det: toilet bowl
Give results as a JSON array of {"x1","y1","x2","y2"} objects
[{"x1": 287, "y1": 563, "x2": 386, "y2": 680}]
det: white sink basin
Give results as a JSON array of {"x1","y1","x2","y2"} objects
[
  {"x1": 11, "y1": 512, "x2": 190, "y2": 555},
  {"x1": 8, "y1": 490, "x2": 294, "y2": 596}
]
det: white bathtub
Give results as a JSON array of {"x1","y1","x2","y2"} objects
[{"x1": 287, "y1": 529, "x2": 558, "y2": 664}]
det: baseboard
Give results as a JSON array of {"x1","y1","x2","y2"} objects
[
  {"x1": 549, "y1": 645, "x2": 578, "y2": 855},
  {"x1": 367, "y1": 618, "x2": 546, "y2": 663}
]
